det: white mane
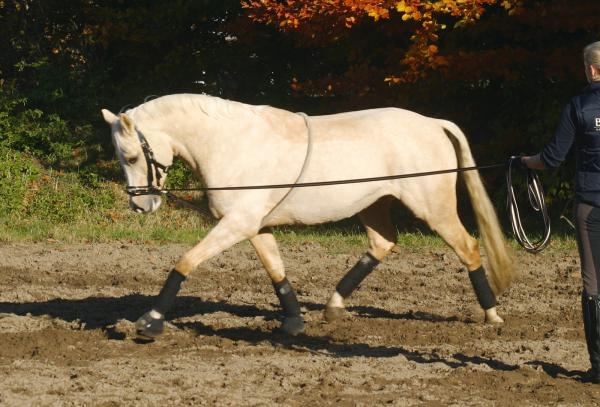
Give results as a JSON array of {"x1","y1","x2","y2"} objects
[{"x1": 128, "y1": 94, "x2": 259, "y2": 124}]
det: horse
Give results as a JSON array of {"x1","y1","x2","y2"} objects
[{"x1": 101, "y1": 93, "x2": 516, "y2": 339}]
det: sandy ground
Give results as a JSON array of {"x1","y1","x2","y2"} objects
[{"x1": 1, "y1": 239, "x2": 600, "y2": 406}]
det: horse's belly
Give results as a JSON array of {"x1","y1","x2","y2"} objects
[{"x1": 265, "y1": 185, "x2": 386, "y2": 226}]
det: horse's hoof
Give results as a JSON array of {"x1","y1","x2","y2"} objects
[
  {"x1": 135, "y1": 311, "x2": 165, "y2": 338},
  {"x1": 484, "y1": 307, "x2": 504, "y2": 324},
  {"x1": 280, "y1": 316, "x2": 305, "y2": 336},
  {"x1": 324, "y1": 306, "x2": 346, "y2": 322},
  {"x1": 485, "y1": 315, "x2": 504, "y2": 324}
]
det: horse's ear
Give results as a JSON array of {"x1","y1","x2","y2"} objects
[
  {"x1": 101, "y1": 109, "x2": 118, "y2": 124},
  {"x1": 118, "y1": 113, "x2": 136, "y2": 136}
]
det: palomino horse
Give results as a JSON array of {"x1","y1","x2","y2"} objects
[{"x1": 101, "y1": 94, "x2": 516, "y2": 338}]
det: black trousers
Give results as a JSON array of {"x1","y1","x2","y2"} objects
[{"x1": 574, "y1": 200, "x2": 600, "y2": 296}]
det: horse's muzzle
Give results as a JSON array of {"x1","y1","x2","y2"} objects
[{"x1": 129, "y1": 195, "x2": 162, "y2": 214}]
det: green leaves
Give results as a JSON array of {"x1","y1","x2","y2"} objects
[
  {"x1": 0, "y1": 85, "x2": 77, "y2": 165},
  {"x1": 0, "y1": 144, "x2": 39, "y2": 218}
]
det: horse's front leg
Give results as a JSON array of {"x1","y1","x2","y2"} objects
[
  {"x1": 135, "y1": 217, "x2": 252, "y2": 339},
  {"x1": 250, "y1": 228, "x2": 305, "y2": 335}
]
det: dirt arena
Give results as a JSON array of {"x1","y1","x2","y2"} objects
[{"x1": 2, "y1": 240, "x2": 600, "y2": 406}]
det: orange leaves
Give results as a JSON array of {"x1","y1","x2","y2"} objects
[
  {"x1": 345, "y1": 16, "x2": 356, "y2": 27},
  {"x1": 501, "y1": 0, "x2": 522, "y2": 15},
  {"x1": 395, "y1": 1, "x2": 422, "y2": 22},
  {"x1": 242, "y1": 0, "x2": 393, "y2": 29},
  {"x1": 242, "y1": 0, "x2": 518, "y2": 32},
  {"x1": 242, "y1": 0, "x2": 523, "y2": 84},
  {"x1": 243, "y1": 0, "x2": 301, "y2": 29}
]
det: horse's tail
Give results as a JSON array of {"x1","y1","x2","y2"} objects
[{"x1": 439, "y1": 120, "x2": 516, "y2": 295}]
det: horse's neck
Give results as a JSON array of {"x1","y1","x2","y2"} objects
[
  {"x1": 137, "y1": 94, "x2": 304, "y2": 187},
  {"x1": 140, "y1": 95, "x2": 251, "y2": 178}
]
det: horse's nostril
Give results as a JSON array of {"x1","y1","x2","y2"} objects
[{"x1": 130, "y1": 201, "x2": 145, "y2": 213}]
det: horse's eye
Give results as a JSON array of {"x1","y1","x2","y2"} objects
[{"x1": 127, "y1": 157, "x2": 138, "y2": 165}]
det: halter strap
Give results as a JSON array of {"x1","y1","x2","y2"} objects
[{"x1": 125, "y1": 128, "x2": 171, "y2": 197}]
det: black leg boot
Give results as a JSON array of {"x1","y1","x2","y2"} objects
[
  {"x1": 136, "y1": 270, "x2": 186, "y2": 338},
  {"x1": 324, "y1": 252, "x2": 380, "y2": 322},
  {"x1": 273, "y1": 277, "x2": 305, "y2": 336},
  {"x1": 582, "y1": 293, "x2": 600, "y2": 383}
]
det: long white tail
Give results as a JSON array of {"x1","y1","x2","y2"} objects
[{"x1": 440, "y1": 120, "x2": 516, "y2": 294}]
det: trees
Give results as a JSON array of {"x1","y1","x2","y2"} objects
[
  {"x1": 241, "y1": 0, "x2": 597, "y2": 91},
  {"x1": 242, "y1": 0, "x2": 522, "y2": 83}
]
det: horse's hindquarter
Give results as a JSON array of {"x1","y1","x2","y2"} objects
[{"x1": 265, "y1": 108, "x2": 460, "y2": 225}]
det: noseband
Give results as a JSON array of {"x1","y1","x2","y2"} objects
[{"x1": 125, "y1": 128, "x2": 171, "y2": 197}]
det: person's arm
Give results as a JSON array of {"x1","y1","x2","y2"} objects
[{"x1": 522, "y1": 101, "x2": 578, "y2": 170}]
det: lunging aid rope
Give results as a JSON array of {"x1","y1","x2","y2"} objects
[{"x1": 161, "y1": 164, "x2": 505, "y2": 191}]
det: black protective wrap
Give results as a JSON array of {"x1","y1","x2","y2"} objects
[
  {"x1": 468, "y1": 266, "x2": 497, "y2": 310},
  {"x1": 336, "y1": 252, "x2": 380, "y2": 299},
  {"x1": 273, "y1": 277, "x2": 301, "y2": 317},
  {"x1": 153, "y1": 269, "x2": 186, "y2": 316}
]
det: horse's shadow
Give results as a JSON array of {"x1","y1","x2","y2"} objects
[
  {"x1": 524, "y1": 360, "x2": 587, "y2": 380},
  {"x1": 0, "y1": 294, "x2": 456, "y2": 330},
  {"x1": 0, "y1": 295, "x2": 576, "y2": 377},
  {"x1": 305, "y1": 302, "x2": 463, "y2": 323}
]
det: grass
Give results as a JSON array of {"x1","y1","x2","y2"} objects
[
  {"x1": 0, "y1": 200, "x2": 578, "y2": 255},
  {"x1": 0, "y1": 206, "x2": 209, "y2": 245}
]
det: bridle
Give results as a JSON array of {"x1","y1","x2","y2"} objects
[{"x1": 124, "y1": 128, "x2": 171, "y2": 197}]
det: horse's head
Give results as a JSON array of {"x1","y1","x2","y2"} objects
[{"x1": 101, "y1": 109, "x2": 173, "y2": 214}]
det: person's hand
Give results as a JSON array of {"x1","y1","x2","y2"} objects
[
  {"x1": 519, "y1": 156, "x2": 530, "y2": 170},
  {"x1": 510, "y1": 155, "x2": 529, "y2": 170},
  {"x1": 521, "y1": 154, "x2": 547, "y2": 170}
]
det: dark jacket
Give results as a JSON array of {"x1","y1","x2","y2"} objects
[{"x1": 541, "y1": 81, "x2": 600, "y2": 206}]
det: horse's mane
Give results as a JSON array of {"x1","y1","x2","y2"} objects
[{"x1": 129, "y1": 94, "x2": 242, "y2": 122}]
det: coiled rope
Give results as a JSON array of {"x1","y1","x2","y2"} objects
[{"x1": 506, "y1": 156, "x2": 551, "y2": 253}]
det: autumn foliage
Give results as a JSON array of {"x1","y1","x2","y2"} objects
[{"x1": 242, "y1": 0, "x2": 523, "y2": 82}]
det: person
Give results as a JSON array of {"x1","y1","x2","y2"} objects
[{"x1": 521, "y1": 40, "x2": 600, "y2": 383}]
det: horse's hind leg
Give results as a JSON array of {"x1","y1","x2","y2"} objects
[
  {"x1": 250, "y1": 228, "x2": 305, "y2": 335},
  {"x1": 424, "y1": 209, "x2": 503, "y2": 323},
  {"x1": 325, "y1": 196, "x2": 397, "y2": 322}
]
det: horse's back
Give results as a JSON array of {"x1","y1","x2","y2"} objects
[
  {"x1": 312, "y1": 107, "x2": 441, "y2": 136},
  {"x1": 263, "y1": 107, "x2": 462, "y2": 225},
  {"x1": 306, "y1": 107, "x2": 458, "y2": 169}
]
